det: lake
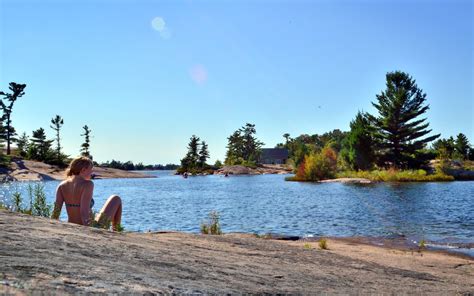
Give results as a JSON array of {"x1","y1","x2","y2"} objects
[{"x1": 1, "y1": 171, "x2": 473, "y2": 254}]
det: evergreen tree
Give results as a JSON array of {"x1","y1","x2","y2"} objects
[
  {"x1": 432, "y1": 137, "x2": 455, "y2": 159},
  {"x1": 81, "y1": 125, "x2": 92, "y2": 158},
  {"x1": 16, "y1": 132, "x2": 29, "y2": 157},
  {"x1": 225, "y1": 130, "x2": 244, "y2": 165},
  {"x1": 50, "y1": 115, "x2": 64, "y2": 163},
  {"x1": 224, "y1": 123, "x2": 264, "y2": 165},
  {"x1": 368, "y1": 71, "x2": 440, "y2": 168},
  {"x1": 0, "y1": 82, "x2": 26, "y2": 155},
  {"x1": 30, "y1": 128, "x2": 54, "y2": 162},
  {"x1": 454, "y1": 133, "x2": 470, "y2": 160},
  {"x1": 198, "y1": 141, "x2": 210, "y2": 167},
  {"x1": 241, "y1": 123, "x2": 264, "y2": 162},
  {"x1": 341, "y1": 111, "x2": 376, "y2": 170},
  {"x1": 180, "y1": 135, "x2": 200, "y2": 170}
]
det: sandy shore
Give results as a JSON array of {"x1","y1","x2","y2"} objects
[
  {"x1": 1, "y1": 159, "x2": 153, "y2": 181},
  {"x1": 1, "y1": 210, "x2": 472, "y2": 294}
]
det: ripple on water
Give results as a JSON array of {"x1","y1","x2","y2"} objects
[{"x1": 1, "y1": 172, "x2": 473, "y2": 245}]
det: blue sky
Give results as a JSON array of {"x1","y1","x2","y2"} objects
[{"x1": 1, "y1": 0, "x2": 472, "y2": 164}]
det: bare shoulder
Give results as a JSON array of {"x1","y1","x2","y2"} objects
[
  {"x1": 82, "y1": 180, "x2": 94, "y2": 189},
  {"x1": 57, "y1": 179, "x2": 69, "y2": 188}
]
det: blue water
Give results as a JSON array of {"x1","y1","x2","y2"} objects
[{"x1": 1, "y1": 171, "x2": 473, "y2": 246}]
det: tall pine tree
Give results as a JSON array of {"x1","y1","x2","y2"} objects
[
  {"x1": 454, "y1": 133, "x2": 470, "y2": 160},
  {"x1": 0, "y1": 82, "x2": 26, "y2": 155},
  {"x1": 50, "y1": 115, "x2": 64, "y2": 163},
  {"x1": 80, "y1": 125, "x2": 92, "y2": 158},
  {"x1": 224, "y1": 123, "x2": 264, "y2": 165},
  {"x1": 198, "y1": 141, "x2": 210, "y2": 167},
  {"x1": 180, "y1": 135, "x2": 200, "y2": 170},
  {"x1": 368, "y1": 71, "x2": 439, "y2": 168}
]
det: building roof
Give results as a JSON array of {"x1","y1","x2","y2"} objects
[{"x1": 260, "y1": 148, "x2": 289, "y2": 160}]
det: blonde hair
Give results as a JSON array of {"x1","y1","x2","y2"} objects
[{"x1": 66, "y1": 156, "x2": 93, "y2": 177}]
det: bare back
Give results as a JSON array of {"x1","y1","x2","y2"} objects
[{"x1": 54, "y1": 176, "x2": 94, "y2": 226}]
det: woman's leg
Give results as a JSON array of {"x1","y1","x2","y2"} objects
[{"x1": 96, "y1": 195, "x2": 122, "y2": 230}]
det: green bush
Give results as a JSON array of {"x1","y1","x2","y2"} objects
[
  {"x1": 12, "y1": 192, "x2": 22, "y2": 212},
  {"x1": 28, "y1": 183, "x2": 51, "y2": 217},
  {"x1": 0, "y1": 154, "x2": 12, "y2": 168},
  {"x1": 200, "y1": 211, "x2": 222, "y2": 235}
]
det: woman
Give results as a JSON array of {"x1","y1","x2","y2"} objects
[{"x1": 51, "y1": 156, "x2": 122, "y2": 231}]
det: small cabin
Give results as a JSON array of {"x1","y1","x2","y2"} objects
[{"x1": 258, "y1": 148, "x2": 289, "y2": 165}]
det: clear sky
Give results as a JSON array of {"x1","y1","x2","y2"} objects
[{"x1": 0, "y1": 0, "x2": 472, "y2": 164}]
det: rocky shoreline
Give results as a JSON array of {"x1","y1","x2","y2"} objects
[
  {"x1": 1, "y1": 210, "x2": 473, "y2": 294},
  {"x1": 0, "y1": 159, "x2": 153, "y2": 182},
  {"x1": 215, "y1": 164, "x2": 293, "y2": 175}
]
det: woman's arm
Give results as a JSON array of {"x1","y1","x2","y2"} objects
[
  {"x1": 51, "y1": 184, "x2": 64, "y2": 219},
  {"x1": 80, "y1": 181, "x2": 94, "y2": 226}
]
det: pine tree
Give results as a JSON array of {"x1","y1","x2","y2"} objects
[
  {"x1": 341, "y1": 111, "x2": 376, "y2": 170},
  {"x1": 80, "y1": 125, "x2": 92, "y2": 158},
  {"x1": 225, "y1": 130, "x2": 244, "y2": 165},
  {"x1": 368, "y1": 71, "x2": 440, "y2": 168},
  {"x1": 199, "y1": 141, "x2": 210, "y2": 167},
  {"x1": 30, "y1": 128, "x2": 54, "y2": 162},
  {"x1": 16, "y1": 132, "x2": 29, "y2": 157},
  {"x1": 454, "y1": 133, "x2": 470, "y2": 160},
  {"x1": 0, "y1": 82, "x2": 26, "y2": 155},
  {"x1": 50, "y1": 115, "x2": 64, "y2": 163},
  {"x1": 432, "y1": 137, "x2": 455, "y2": 159},
  {"x1": 241, "y1": 123, "x2": 264, "y2": 162},
  {"x1": 224, "y1": 123, "x2": 264, "y2": 165},
  {"x1": 180, "y1": 135, "x2": 200, "y2": 170}
]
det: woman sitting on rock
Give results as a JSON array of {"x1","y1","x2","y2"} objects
[{"x1": 51, "y1": 156, "x2": 122, "y2": 231}]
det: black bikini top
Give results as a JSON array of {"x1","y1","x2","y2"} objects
[{"x1": 65, "y1": 198, "x2": 94, "y2": 209}]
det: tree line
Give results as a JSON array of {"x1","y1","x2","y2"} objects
[
  {"x1": 100, "y1": 160, "x2": 179, "y2": 171},
  {"x1": 0, "y1": 82, "x2": 92, "y2": 166}
]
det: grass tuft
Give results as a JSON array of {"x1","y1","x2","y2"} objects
[
  {"x1": 200, "y1": 211, "x2": 222, "y2": 235},
  {"x1": 318, "y1": 238, "x2": 328, "y2": 250}
]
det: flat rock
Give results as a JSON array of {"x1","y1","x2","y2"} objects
[{"x1": 1, "y1": 210, "x2": 473, "y2": 294}]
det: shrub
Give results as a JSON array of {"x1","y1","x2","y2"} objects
[
  {"x1": 0, "y1": 154, "x2": 12, "y2": 168},
  {"x1": 200, "y1": 211, "x2": 222, "y2": 235},
  {"x1": 300, "y1": 147, "x2": 338, "y2": 181},
  {"x1": 29, "y1": 183, "x2": 51, "y2": 217},
  {"x1": 12, "y1": 192, "x2": 22, "y2": 212},
  {"x1": 318, "y1": 238, "x2": 328, "y2": 250},
  {"x1": 115, "y1": 223, "x2": 125, "y2": 232},
  {"x1": 419, "y1": 239, "x2": 426, "y2": 250}
]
